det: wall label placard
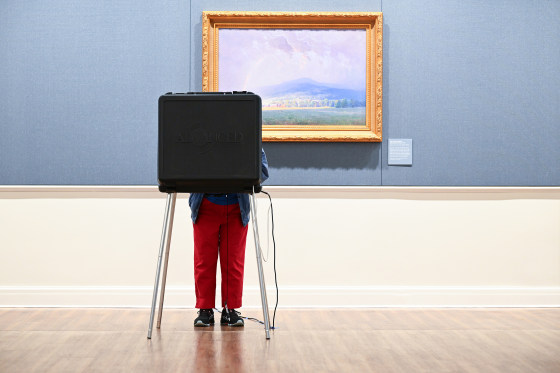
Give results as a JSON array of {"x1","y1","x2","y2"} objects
[{"x1": 388, "y1": 138, "x2": 412, "y2": 166}]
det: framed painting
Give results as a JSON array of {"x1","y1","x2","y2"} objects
[{"x1": 202, "y1": 11, "x2": 383, "y2": 142}]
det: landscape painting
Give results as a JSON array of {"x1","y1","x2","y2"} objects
[
  {"x1": 218, "y1": 29, "x2": 367, "y2": 127},
  {"x1": 202, "y1": 11, "x2": 383, "y2": 141}
]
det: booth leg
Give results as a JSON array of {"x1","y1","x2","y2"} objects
[
  {"x1": 250, "y1": 193, "x2": 271, "y2": 340},
  {"x1": 156, "y1": 193, "x2": 176, "y2": 328},
  {"x1": 148, "y1": 192, "x2": 177, "y2": 339}
]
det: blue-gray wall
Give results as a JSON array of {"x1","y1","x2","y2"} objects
[{"x1": 1, "y1": 0, "x2": 558, "y2": 186}]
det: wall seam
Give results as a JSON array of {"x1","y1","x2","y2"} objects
[
  {"x1": 380, "y1": 0, "x2": 384, "y2": 186},
  {"x1": 188, "y1": 0, "x2": 192, "y2": 90}
]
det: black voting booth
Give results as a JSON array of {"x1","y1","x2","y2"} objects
[
  {"x1": 149, "y1": 92, "x2": 271, "y2": 339},
  {"x1": 158, "y1": 92, "x2": 263, "y2": 193}
]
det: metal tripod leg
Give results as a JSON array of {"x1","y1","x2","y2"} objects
[
  {"x1": 250, "y1": 193, "x2": 271, "y2": 339},
  {"x1": 147, "y1": 192, "x2": 176, "y2": 339}
]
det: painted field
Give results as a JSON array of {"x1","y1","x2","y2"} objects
[{"x1": 263, "y1": 107, "x2": 366, "y2": 126}]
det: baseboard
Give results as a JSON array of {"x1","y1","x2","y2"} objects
[{"x1": 1, "y1": 286, "x2": 558, "y2": 308}]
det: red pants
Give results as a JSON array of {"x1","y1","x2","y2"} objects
[{"x1": 193, "y1": 198, "x2": 248, "y2": 309}]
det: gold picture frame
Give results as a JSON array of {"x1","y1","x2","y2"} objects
[{"x1": 202, "y1": 11, "x2": 383, "y2": 142}]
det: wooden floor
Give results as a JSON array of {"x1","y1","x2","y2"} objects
[{"x1": 1, "y1": 308, "x2": 559, "y2": 372}]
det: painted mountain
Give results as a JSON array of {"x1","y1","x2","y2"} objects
[{"x1": 256, "y1": 78, "x2": 366, "y2": 108}]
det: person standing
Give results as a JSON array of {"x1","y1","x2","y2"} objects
[{"x1": 188, "y1": 150, "x2": 269, "y2": 327}]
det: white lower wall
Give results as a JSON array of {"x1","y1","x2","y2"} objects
[{"x1": 1, "y1": 186, "x2": 559, "y2": 307}]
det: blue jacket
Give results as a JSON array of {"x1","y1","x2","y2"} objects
[{"x1": 188, "y1": 149, "x2": 269, "y2": 227}]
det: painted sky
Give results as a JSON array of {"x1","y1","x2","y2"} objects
[{"x1": 218, "y1": 29, "x2": 366, "y2": 92}]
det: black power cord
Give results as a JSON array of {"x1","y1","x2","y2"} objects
[{"x1": 260, "y1": 190, "x2": 278, "y2": 329}]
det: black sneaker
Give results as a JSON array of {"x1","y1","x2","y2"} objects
[
  {"x1": 194, "y1": 309, "x2": 214, "y2": 327},
  {"x1": 220, "y1": 308, "x2": 244, "y2": 327}
]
